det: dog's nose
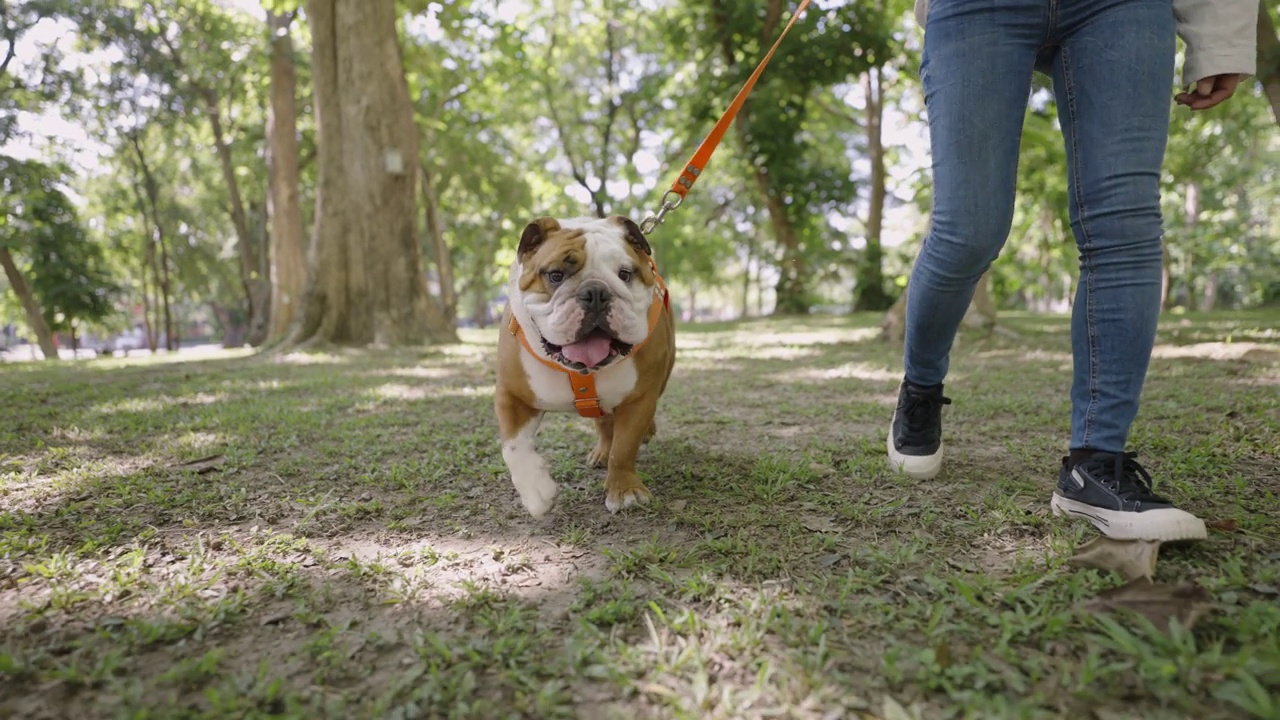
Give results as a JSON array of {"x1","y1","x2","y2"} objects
[{"x1": 578, "y1": 286, "x2": 610, "y2": 312}]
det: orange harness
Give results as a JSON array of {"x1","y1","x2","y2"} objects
[{"x1": 508, "y1": 261, "x2": 670, "y2": 419}]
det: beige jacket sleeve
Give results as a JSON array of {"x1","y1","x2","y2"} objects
[{"x1": 1173, "y1": 0, "x2": 1258, "y2": 86}]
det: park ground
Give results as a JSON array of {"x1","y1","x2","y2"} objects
[{"x1": 1, "y1": 310, "x2": 1278, "y2": 719}]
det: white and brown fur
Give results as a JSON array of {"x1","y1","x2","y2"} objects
[{"x1": 494, "y1": 215, "x2": 675, "y2": 517}]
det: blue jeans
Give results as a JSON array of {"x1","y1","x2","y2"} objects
[{"x1": 904, "y1": 0, "x2": 1175, "y2": 453}]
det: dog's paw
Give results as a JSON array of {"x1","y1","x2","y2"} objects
[
  {"x1": 514, "y1": 470, "x2": 558, "y2": 518},
  {"x1": 587, "y1": 443, "x2": 610, "y2": 468},
  {"x1": 508, "y1": 454, "x2": 557, "y2": 518},
  {"x1": 605, "y1": 474, "x2": 652, "y2": 513}
]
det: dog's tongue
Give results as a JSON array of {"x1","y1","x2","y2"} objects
[{"x1": 561, "y1": 335, "x2": 612, "y2": 368}]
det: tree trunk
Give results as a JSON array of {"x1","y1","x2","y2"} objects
[
  {"x1": 1201, "y1": 273, "x2": 1218, "y2": 311},
  {"x1": 420, "y1": 162, "x2": 457, "y2": 325},
  {"x1": 962, "y1": 271, "x2": 997, "y2": 329},
  {"x1": 713, "y1": 0, "x2": 810, "y2": 316},
  {"x1": 756, "y1": 260, "x2": 765, "y2": 316},
  {"x1": 140, "y1": 241, "x2": 156, "y2": 352},
  {"x1": 128, "y1": 134, "x2": 175, "y2": 351},
  {"x1": 210, "y1": 301, "x2": 246, "y2": 348},
  {"x1": 1258, "y1": 0, "x2": 1280, "y2": 125},
  {"x1": 1160, "y1": 244, "x2": 1173, "y2": 310},
  {"x1": 204, "y1": 88, "x2": 270, "y2": 346},
  {"x1": 756, "y1": 167, "x2": 808, "y2": 315},
  {"x1": 881, "y1": 283, "x2": 908, "y2": 344},
  {"x1": 296, "y1": 0, "x2": 456, "y2": 347},
  {"x1": 266, "y1": 9, "x2": 308, "y2": 344},
  {"x1": 0, "y1": 246, "x2": 59, "y2": 360},
  {"x1": 853, "y1": 65, "x2": 892, "y2": 312},
  {"x1": 471, "y1": 262, "x2": 490, "y2": 329},
  {"x1": 1183, "y1": 181, "x2": 1200, "y2": 311}
]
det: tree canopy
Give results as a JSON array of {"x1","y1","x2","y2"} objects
[{"x1": 0, "y1": 0, "x2": 1275, "y2": 356}]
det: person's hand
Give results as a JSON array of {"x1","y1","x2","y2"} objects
[{"x1": 1175, "y1": 74, "x2": 1243, "y2": 111}]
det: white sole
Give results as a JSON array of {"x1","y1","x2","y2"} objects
[
  {"x1": 886, "y1": 413, "x2": 943, "y2": 480},
  {"x1": 1050, "y1": 493, "x2": 1207, "y2": 542}
]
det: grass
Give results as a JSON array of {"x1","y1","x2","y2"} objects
[{"x1": 1, "y1": 309, "x2": 1278, "y2": 719}]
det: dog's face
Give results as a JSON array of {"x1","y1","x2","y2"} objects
[{"x1": 512, "y1": 215, "x2": 657, "y2": 372}]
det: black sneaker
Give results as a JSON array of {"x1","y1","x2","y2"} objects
[
  {"x1": 886, "y1": 381, "x2": 952, "y2": 480},
  {"x1": 1050, "y1": 451, "x2": 1206, "y2": 541}
]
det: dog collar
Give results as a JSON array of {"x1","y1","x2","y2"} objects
[{"x1": 508, "y1": 259, "x2": 670, "y2": 419}]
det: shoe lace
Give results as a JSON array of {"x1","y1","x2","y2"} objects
[
  {"x1": 1088, "y1": 451, "x2": 1169, "y2": 505},
  {"x1": 903, "y1": 388, "x2": 951, "y2": 420},
  {"x1": 899, "y1": 387, "x2": 951, "y2": 444}
]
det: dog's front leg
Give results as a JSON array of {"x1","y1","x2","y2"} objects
[
  {"x1": 604, "y1": 396, "x2": 658, "y2": 513},
  {"x1": 588, "y1": 415, "x2": 614, "y2": 468},
  {"x1": 496, "y1": 391, "x2": 556, "y2": 518}
]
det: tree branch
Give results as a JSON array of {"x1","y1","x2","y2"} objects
[
  {"x1": 0, "y1": 0, "x2": 18, "y2": 79},
  {"x1": 539, "y1": 27, "x2": 597, "y2": 207},
  {"x1": 0, "y1": 31, "x2": 15, "y2": 79},
  {"x1": 812, "y1": 95, "x2": 863, "y2": 129},
  {"x1": 298, "y1": 142, "x2": 317, "y2": 173},
  {"x1": 594, "y1": 12, "x2": 621, "y2": 217}
]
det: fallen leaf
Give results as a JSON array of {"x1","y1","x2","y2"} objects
[
  {"x1": 1067, "y1": 536, "x2": 1161, "y2": 581},
  {"x1": 880, "y1": 695, "x2": 922, "y2": 720},
  {"x1": 808, "y1": 462, "x2": 836, "y2": 477},
  {"x1": 1081, "y1": 577, "x2": 1214, "y2": 631},
  {"x1": 287, "y1": 553, "x2": 316, "y2": 568},
  {"x1": 259, "y1": 611, "x2": 291, "y2": 626},
  {"x1": 173, "y1": 454, "x2": 226, "y2": 474},
  {"x1": 801, "y1": 514, "x2": 842, "y2": 534},
  {"x1": 637, "y1": 682, "x2": 675, "y2": 697},
  {"x1": 667, "y1": 499, "x2": 688, "y2": 512},
  {"x1": 817, "y1": 553, "x2": 845, "y2": 568},
  {"x1": 934, "y1": 641, "x2": 953, "y2": 669},
  {"x1": 1207, "y1": 518, "x2": 1239, "y2": 533},
  {"x1": 1249, "y1": 584, "x2": 1279, "y2": 596}
]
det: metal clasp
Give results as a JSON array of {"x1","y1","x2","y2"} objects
[{"x1": 638, "y1": 189, "x2": 683, "y2": 235}]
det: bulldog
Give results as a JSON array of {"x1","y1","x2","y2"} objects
[{"x1": 494, "y1": 214, "x2": 675, "y2": 518}]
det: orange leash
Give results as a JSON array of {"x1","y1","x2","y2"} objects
[
  {"x1": 640, "y1": 0, "x2": 812, "y2": 235},
  {"x1": 511, "y1": 2, "x2": 807, "y2": 415}
]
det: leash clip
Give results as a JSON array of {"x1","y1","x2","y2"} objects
[{"x1": 639, "y1": 189, "x2": 683, "y2": 235}]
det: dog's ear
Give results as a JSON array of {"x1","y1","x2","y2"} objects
[
  {"x1": 609, "y1": 215, "x2": 652, "y2": 257},
  {"x1": 518, "y1": 217, "x2": 561, "y2": 258}
]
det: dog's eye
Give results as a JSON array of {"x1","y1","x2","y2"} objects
[
  {"x1": 618, "y1": 269, "x2": 632, "y2": 282},
  {"x1": 547, "y1": 270, "x2": 565, "y2": 285}
]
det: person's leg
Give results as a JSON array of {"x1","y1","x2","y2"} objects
[
  {"x1": 1046, "y1": 0, "x2": 1205, "y2": 540},
  {"x1": 890, "y1": 0, "x2": 1047, "y2": 479}
]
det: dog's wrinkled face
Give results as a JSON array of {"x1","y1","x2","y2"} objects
[{"x1": 512, "y1": 215, "x2": 657, "y2": 372}]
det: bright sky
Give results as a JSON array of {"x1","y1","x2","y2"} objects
[{"x1": 3, "y1": 0, "x2": 932, "y2": 249}]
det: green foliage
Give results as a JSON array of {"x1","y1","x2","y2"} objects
[
  {"x1": 1160, "y1": 75, "x2": 1280, "y2": 310},
  {"x1": 0, "y1": 0, "x2": 82, "y2": 147},
  {"x1": 667, "y1": 0, "x2": 897, "y2": 312},
  {"x1": 4, "y1": 0, "x2": 1275, "y2": 336},
  {"x1": 0, "y1": 155, "x2": 120, "y2": 332}
]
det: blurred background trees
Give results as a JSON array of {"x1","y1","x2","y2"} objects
[{"x1": 1, "y1": 0, "x2": 1277, "y2": 359}]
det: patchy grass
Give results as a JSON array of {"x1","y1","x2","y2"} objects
[{"x1": 1, "y1": 310, "x2": 1278, "y2": 719}]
